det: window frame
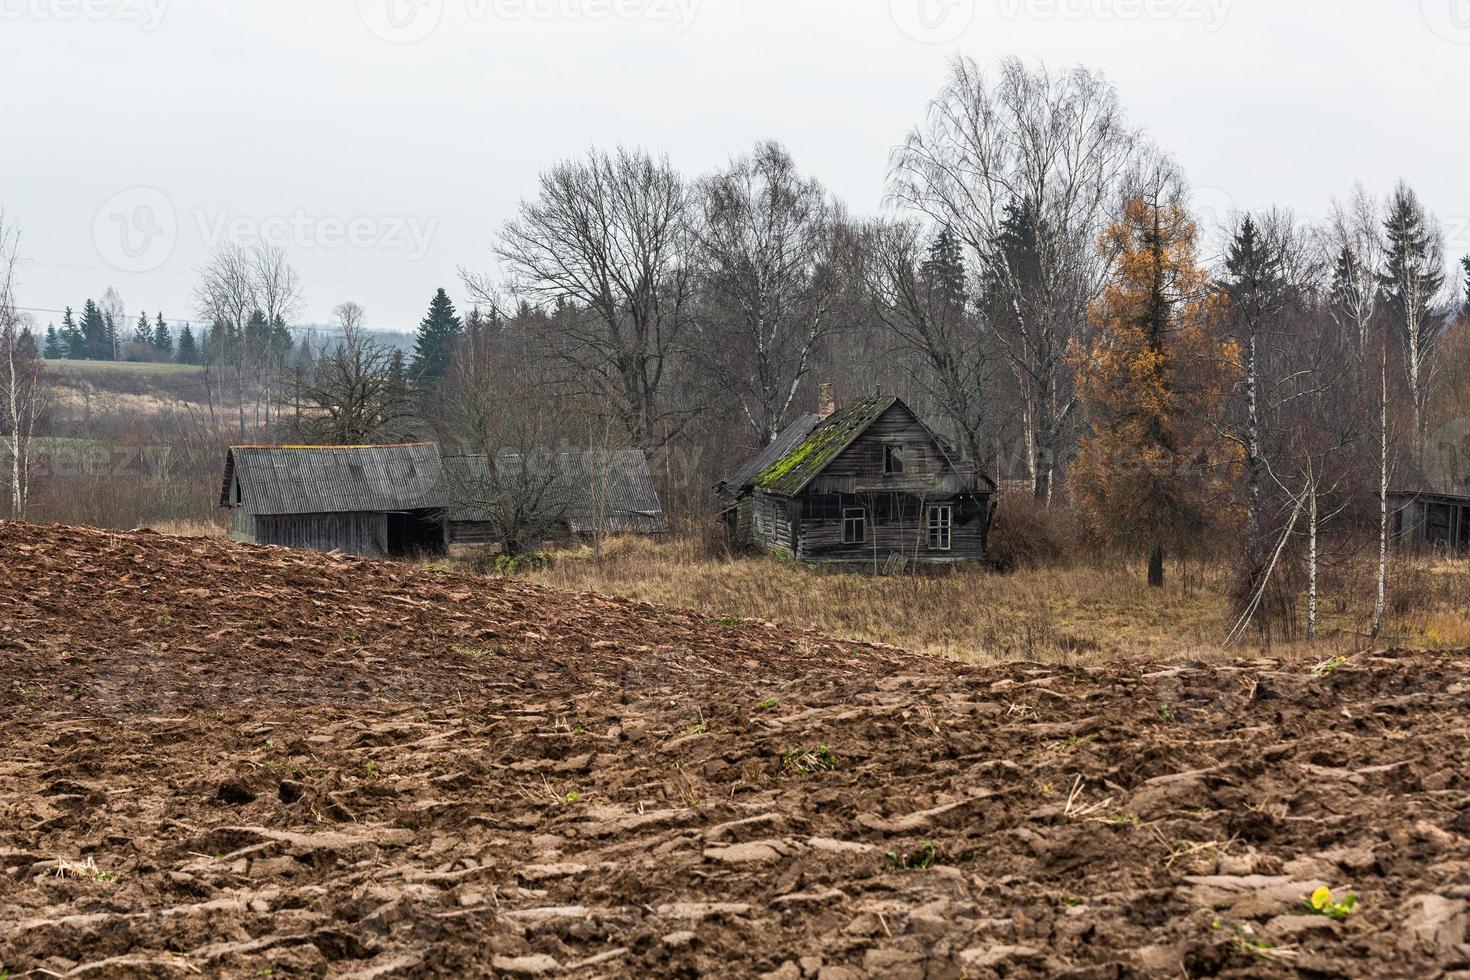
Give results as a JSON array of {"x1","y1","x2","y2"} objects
[
  {"x1": 842, "y1": 506, "x2": 867, "y2": 545},
  {"x1": 927, "y1": 504, "x2": 953, "y2": 551},
  {"x1": 882, "y1": 444, "x2": 905, "y2": 475}
]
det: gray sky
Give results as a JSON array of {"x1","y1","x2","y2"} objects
[{"x1": 3, "y1": 0, "x2": 1468, "y2": 330}]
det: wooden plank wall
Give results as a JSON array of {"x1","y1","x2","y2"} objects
[{"x1": 255, "y1": 513, "x2": 389, "y2": 557}]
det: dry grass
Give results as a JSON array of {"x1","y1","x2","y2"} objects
[
  {"x1": 147, "y1": 520, "x2": 228, "y2": 538},
  {"x1": 512, "y1": 535, "x2": 1470, "y2": 665}
]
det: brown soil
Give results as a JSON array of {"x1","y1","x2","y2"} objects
[{"x1": 2, "y1": 521, "x2": 1469, "y2": 978}]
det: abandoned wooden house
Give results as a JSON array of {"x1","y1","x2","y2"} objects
[
  {"x1": 221, "y1": 444, "x2": 447, "y2": 558},
  {"x1": 1391, "y1": 489, "x2": 1470, "y2": 552},
  {"x1": 441, "y1": 450, "x2": 666, "y2": 550},
  {"x1": 720, "y1": 393, "x2": 994, "y2": 567}
]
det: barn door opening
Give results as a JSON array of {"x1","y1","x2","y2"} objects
[{"x1": 386, "y1": 510, "x2": 445, "y2": 558}]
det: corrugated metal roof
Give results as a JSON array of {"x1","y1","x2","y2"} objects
[
  {"x1": 717, "y1": 414, "x2": 824, "y2": 502},
  {"x1": 443, "y1": 450, "x2": 666, "y2": 534},
  {"x1": 222, "y1": 444, "x2": 444, "y2": 516}
]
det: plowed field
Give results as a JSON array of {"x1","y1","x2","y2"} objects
[{"x1": 3, "y1": 522, "x2": 1469, "y2": 978}]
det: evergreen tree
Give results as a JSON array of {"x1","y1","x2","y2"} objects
[
  {"x1": 79, "y1": 300, "x2": 110, "y2": 360},
  {"x1": 132, "y1": 311, "x2": 152, "y2": 350},
  {"x1": 270, "y1": 316, "x2": 293, "y2": 361},
  {"x1": 175, "y1": 324, "x2": 200, "y2": 364},
  {"x1": 410, "y1": 288, "x2": 463, "y2": 383},
  {"x1": 17, "y1": 327, "x2": 39, "y2": 361},
  {"x1": 102, "y1": 310, "x2": 119, "y2": 361},
  {"x1": 920, "y1": 226, "x2": 968, "y2": 314},
  {"x1": 1462, "y1": 255, "x2": 1470, "y2": 320},
  {"x1": 62, "y1": 306, "x2": 87, "y2": 360},
  {"x1": 1379, "y1": 181, "x2": 1446, "y2": 449},
  {"x1": 43, "y1": 325, "x2": 65, "y2": 360},
  {"x1": 152, "y1": 313, "x2": 173, "y2": 356}
]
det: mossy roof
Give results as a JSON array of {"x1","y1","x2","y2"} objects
[{"x1": 754, "y1": 396, "x2": 899, "y2": 496}]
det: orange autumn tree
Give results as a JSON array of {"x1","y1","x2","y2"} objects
[{"x1": 1069, "y1": 193, "x2": 1241, "y2": 587}]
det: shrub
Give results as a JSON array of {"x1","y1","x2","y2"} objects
[{"x1": 987, "y1": 495, "x2": 1075, "y2": 573}]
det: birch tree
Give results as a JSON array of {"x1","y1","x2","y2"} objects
[
  {"x1": 691, "y1": 140, "x2": 844, "y2": 445},
  {"x1": 1380, "y1": 180, "x2": 1447, "y2": 459},
  {"x1": 1322, "y1": 184, "x2": 1383, "y2": 359},
  {"x1": 889, "y1": 56, "x2": 1144, "y2": 501}
]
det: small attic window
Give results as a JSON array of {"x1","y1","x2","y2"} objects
[
  {"x1": 883, "y1": 445, "x2": 905, "y2": 475},
  {"x1": 349, "y1": 463, "x2": 366, "y2": 481}
]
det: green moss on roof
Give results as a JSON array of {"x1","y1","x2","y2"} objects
[{"x1": 755, "y1": 396, "x2": 897, "y2": 496}]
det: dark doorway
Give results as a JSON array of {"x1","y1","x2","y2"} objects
[{"x1": 386, "y1": 510, "x2": 445, "y2": 558}]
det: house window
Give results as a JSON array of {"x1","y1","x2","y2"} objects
[
  {"x1": 842, "y1": 507, "x2": 867, "y2": 545},
  {"x1": 883, "y1": 445, "x2": 905, "y2": 474},
  {"x1": 927, "y1": 505, "x2": 953, "y2": 551}
]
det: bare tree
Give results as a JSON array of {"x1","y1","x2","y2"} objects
[
  {"x1": 861, "y1": 220, "x2": 993, "y2": 465},
  {"x1": 889, "y1": 56, "x2": 1145, "y2": 501},
  {"x1": 1380, "y1": 180, "x2": 1448, "y2": 457},
  {"x1": 251, "y1": 243, "x2": 304, "y2": 429},
  {"x1": 1322, "y1": 184, "x2": 1383, "y2": 358},
  {"x1": 100, "y1": 286, "x2": 125, "y2": 361},
  {"x1": 0, "y1": 211, "x2": 50, "y2": 518},
  {"x1": 691, "y1": 140, "x2": 845, "y2": 444},
  {"x1": 480, "y1": 146, "x2": 696, "y2": 451},
  {"x1": 290, "y1": 302, "x2": 413, "y2": 445},
  {"x1": 193, "y1": 242, "x2": 259, "y2": 439}
]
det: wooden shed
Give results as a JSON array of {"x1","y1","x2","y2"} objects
[
  {"x1": 1390, "y1": 489, "x2": 1470, "y2": 553},
  {"x1": 721, "y1": 395, "x2": 994, "y2": 568},
  {"x1": 221, "y1": 444, "x2": 446, "y2": 558}
]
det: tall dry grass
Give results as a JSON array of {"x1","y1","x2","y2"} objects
[{"x1": 514, "y1": 534, "x2": 1470, "y2": 666}]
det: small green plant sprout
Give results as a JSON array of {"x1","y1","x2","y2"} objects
[
  {"x1": 886, "y1": 841, "x2": 938, "y2": 872},
  {"x1": 1158, "y1": 703, "x2": 1174, "y2": 721},
  {"x1": 711, "y1": 616, "x2": 743, "y2": 627},
  {"x1": 362, "y1": 762, "x2": 379, "y2": 779},
  {"x1": 342, "y1": 634, "x2": 358, "y2": 644},
  {"x1": 54, "y1": 856, "x2": 115, "y2": 882},
  {"x1": 559, "y1": 789, "x2": 582, "y2": 805},
  {"x1": 1056, "y1": 894, "x2": 1084, "y2": 909},
  {"x1": 1312, "y1": 656, "x2": 1349, "y2": 677},
  {"x1": 1306, "y1": 887, "x2": 1357, "y2": 919},
  {"x1": 1213, "y1": 920, "x2": 1294, "y2": 962},
  {"x1": 781, "y1": 746, "x2": 838, "y2": 775},
  {"x1": 756, "y1": 697, "x2": 778, "y2": 711},
  {"x1": 684, "y1": 721, "x2": 708, "y2": 736}
]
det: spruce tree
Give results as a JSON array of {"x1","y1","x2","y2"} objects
[
  {"x1": 43, "y1": 325, "x2": 65, "y2": 360},
  {"x1": 17, "y1": 327, "x2": 39, "y2": 361},
  {"x1": 102, "y1": 310, "x2": 119, "y2": 360},
  {"x1": 410, "y1": 288, "x2": 463, "y2": 383},
  {"x1": 176, "y1": 324, "x2": 199, "y2": 364},
  {"x1": 152, "y1": 313, "x2": 173, "y2": 356},
  {"x1": 1380, "y1": 181, "x2": 1446, "y2": 449},
  {"x1": 62, "y1": 306, "x2": 87, "y2": 359},
  {"x1": 921, "y1": 226, "x2": 968, "y2": 314},
  {"x1": 1462, "y1": 255, "x2": 1470, "y2": 320},
  {"x1": 132, "y1": 311, "x2": 152, "y2": 353},
  {"x1": 79, "y1": 300, "x2": 109, "y2": 360}
]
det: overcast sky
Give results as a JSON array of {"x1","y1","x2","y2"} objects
[{"x1": 3, "y1": 0, "x2": 1468, "y2": 330}]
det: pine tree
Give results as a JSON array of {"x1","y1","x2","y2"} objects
[
  {"x1": 152, "y1": 313, "x2": 173, "y2": 356},
  {"x1": 102, "y1": 310, "x2": 119, "y2": 361},
  {"x1": 43, "y1": 325, "x2": 65, "y2": 360},
  {"x1": 79, "y1": 301, "x2": 109, "y2": 360},
  {"x1": 132, "y1": 311, "x2": 152, "y2": 351},
  {"x1": 175, "y1": 324, "x2": 199, "y2": 364},
  {"x1": 410, "y1": 288, "x2": 463, "y2": 383},
  {"x1": 1069, "y1": 194, "x2": 1241, "y2": 587},
  {"x1": 17, "y1": 327, "x2": 39, "y2": 361}
]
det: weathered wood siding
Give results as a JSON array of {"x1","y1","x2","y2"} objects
[
  {"x1": 808, "y1": 405, "x2": 969, "y2": 497},
  {"x1": 253, "y1": 513, "x2": 389, "y2": 557},
  {"x1": 750, "y1": 490, "x2": 797, "y2": 553},
  {"x1": 795, "y1": 493, "x2": 987, "y2": 563}
]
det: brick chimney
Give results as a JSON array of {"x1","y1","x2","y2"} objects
[{"x1": 817, "y1": 383, "x2": 837, "y2": 419}]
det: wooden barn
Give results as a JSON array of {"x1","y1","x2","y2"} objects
[
  {"x1": 221, "y1": 444, "x2": 446, "y2": 558},
  {"x1": 720, "y1": 394, "x2": 994, "y2": 568},
  {"x1": 441, "y1": 450, "x2": 666, "y2": 549},
  {"x1": 1391, "y1": 489, "x2": 1470, "y2": 552}
]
